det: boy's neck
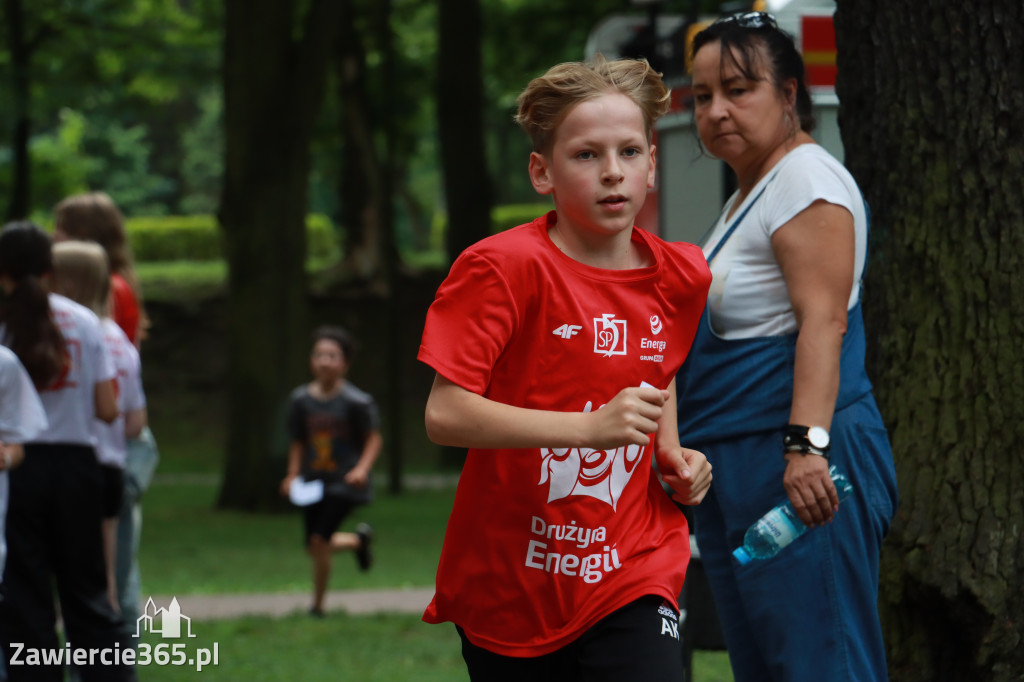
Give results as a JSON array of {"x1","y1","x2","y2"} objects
[
  {"x1": 549, "y1": 222, "x2": 650, "y2": 270},
  {"x1": 309, "y1": 378, "x2": 344, "y2": 398}
]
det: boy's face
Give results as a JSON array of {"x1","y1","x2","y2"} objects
[
  {"x1": 528, "y1": 93, "x2": 656, "y2": 242},
  {"x1": 310, "y1": 338, "x2": 347, "y2": 385}
]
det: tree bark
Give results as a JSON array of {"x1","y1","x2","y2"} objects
[
  {"x1": 335, "y1": 0, "x2": 382, "y2": 282},
  {"x1": 218, "y1": 0, "x2": 343, "y2": 510},
  {"x1": 835, "y1": 3, "x2": 1024, "y2": 679},
  {"x1": 437, "y1": 0, "x2": 492, "y2": 260},
  {"x1": 437, "y1": 0, "x2": 491, "y2": 471}
]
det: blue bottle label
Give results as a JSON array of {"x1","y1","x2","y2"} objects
[{"x1": 759, "y1": 508, "x2": 801, "y2": 547}]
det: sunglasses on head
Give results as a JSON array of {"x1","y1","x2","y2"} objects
[{"x1": 712, "y1": 11, "x2": 778, "y2": 30}]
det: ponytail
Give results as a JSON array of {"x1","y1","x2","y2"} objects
[{"x1": 0, "y1": 221, "x2": 67, "y2": 389}]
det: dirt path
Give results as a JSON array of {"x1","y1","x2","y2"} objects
[{"x1": 148, "y1": 587, "x2": 435, "y2": 622}]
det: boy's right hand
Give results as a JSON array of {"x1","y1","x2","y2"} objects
[
  {"x1": 279, "y1": 474, "x2": 297, "y2": 498},
  {"x1": 585, "y1": 386, "x2": 668, "y2": 450}
]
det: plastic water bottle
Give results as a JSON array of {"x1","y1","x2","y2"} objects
[{"x1": 732, "y1": 465, "x2": 853, "y2": 565}]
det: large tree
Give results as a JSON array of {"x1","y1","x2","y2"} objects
[
  {"x1": 437, "y1": 0, "x2": 491, "y2": 259},
  {"x1": 834, "y1": 3, "x2": 1024, "y2": 679},
  {"x1": 218, "y1": 0, "x2": 343, "y2": 510}
]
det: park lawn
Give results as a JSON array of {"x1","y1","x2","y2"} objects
[
  {"x1": 138, "y1": 481, "x2": 450, "y2": 595},
  {"x1": 133, "y1": 611, "x2": 733, "y2": 682},
  {"x1": 135, "y1": 611, "x2": 468, "y2": 682}
]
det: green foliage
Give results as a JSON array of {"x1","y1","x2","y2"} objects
[
  {"x1": 490, "y1": 201, "x2": 554, "y2": 232},
  {"x1": 428, "y1": 201, "x2": 553, "y2": 252},
  {"x1": 6, "y1": 110, "x2": 97, "y2": 219},
  {"x1": 127, "y1": 214, "x2": 340, "y2": 262},
  {"x1": 179, "y1": 87, "x2": 223, "y2": 215}
]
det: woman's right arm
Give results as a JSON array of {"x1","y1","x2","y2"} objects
[{"x1": 424, "y1": 373, "x2": 668, "y2": 452}]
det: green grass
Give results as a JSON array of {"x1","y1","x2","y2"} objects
[
  {"x1": 139, "y1": 482, "x2": 450, "y2": 595},
  {"x1": 135, "y1": 612, "x2": 469, "y2": 682},
  {"x1": 133, "y1": 613, "x2": 732, "y2": 682}
]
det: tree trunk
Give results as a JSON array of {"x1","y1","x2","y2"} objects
[
  {"x1": 834, "y1": 3, "x2": 1024, "y2": 679},
  {"x1": 218, "y1": 0, "x2": 343, "y2": 511},
  {"x1": 5, "y1": 0, "x2": 30, "y2": 220},
  {"x1": 437, "y1": 0, "x2": 490, "y2": 471},
  {"x1": 437, "y1": 0, "x2": 492, "y2": 260},
  {"x1": 335, "y1": 0, "x2": 382, "y2": 282}
]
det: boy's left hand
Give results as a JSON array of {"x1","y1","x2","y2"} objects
[{"x1": 657, "y1": 445, "x2": 712, "y2": 505}]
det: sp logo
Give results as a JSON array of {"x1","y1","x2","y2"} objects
[{"x1": 593, "y1": 314, "x2": 627, "y2": 357}]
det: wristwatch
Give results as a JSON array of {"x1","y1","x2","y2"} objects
[{"x1": 783, "y1": 424, "x2": 831, "y2": 458}]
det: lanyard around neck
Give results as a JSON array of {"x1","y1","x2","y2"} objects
[{"x1": 705, "y1": 172, "x2": 778, "y2": 264}]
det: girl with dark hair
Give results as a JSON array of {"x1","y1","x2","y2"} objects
[
  {"x1": 675, "y1": 12, "x2": 898, "y2": 682},
  {"x1": 0, "y1": 222, "x2": 136, "y2": 681},
  {"x1": 0, "y1": 221, "x2": 66, "y2": 389}
]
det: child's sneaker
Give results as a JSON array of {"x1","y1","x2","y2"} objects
[{"x1": 355, "y1": 523, "x2": 373, "y2": 571}]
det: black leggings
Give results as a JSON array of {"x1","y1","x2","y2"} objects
[{"x1": 457, "y1": 595, "x2": 684, "y2": 682}]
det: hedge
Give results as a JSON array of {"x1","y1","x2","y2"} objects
[
  {"x1": 125, "y1": 213, "x2": 339, "y2": 263},
  {"x1": 428, "y1": 202, "x2": 554, "y2": 251}
]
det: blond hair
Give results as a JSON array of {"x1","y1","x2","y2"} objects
[
  {"x1": 51, "y1": 240, "x2": 111, "y2": 316},
  {"x1": 515, "y1": 54, "x2": 670, "y2": 155}
]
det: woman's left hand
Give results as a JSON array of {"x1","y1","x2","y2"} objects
[{"x1": 783, "y1": 453, "x2": 838, "y2": 527}]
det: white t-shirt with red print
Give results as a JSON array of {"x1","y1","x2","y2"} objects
[
  {"x1": 32, "y1": 294, "x2": 116, "y2": 446},
  {"x1": 93, "y1": 318, "x2": 146, "y2": 468},
  {"x1": 418, "y1": 212, "x2": 711, "y2": 657}
]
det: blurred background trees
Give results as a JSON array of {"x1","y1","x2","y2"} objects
[{"x1": 4, "y1": 0, "x2": 1024, "y2": 676}]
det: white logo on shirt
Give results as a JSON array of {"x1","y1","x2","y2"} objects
[
  {"x1": 650, "y1": 314, "x2": 663, "y2": 335},
  {"x1": 552, "y1": 324, "x2": 582, "y2": 339},
  {"x1": 538, "y1": 400, "x2": 644, "y2": 511},
  {"x1": 593, "y1": 314, "x2": 627, "y2": 357}
]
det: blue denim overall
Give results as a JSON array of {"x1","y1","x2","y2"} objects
[{"x1": 676, "y1": 196, "x2": 898, "y2": 681}]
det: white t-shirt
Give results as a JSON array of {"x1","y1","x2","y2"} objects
[
  {"x1": 0, "y1": 346, "x2": 48, "y2": 443},
  {"x1": 30, "y1": 294, "x2": 116, "y2": 445},
  {"x1": 94, "y1": 319, "x2": 146, "y2": 468},
  {"x1": 702, "y1": 144, "x2": 868, "y2": 339},
  {"x1": 0, "y1": 345, "x2": 48, "y2": 578}
]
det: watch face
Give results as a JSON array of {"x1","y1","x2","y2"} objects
[{"x1": 808, "y1": 426, "x2": 830, "y2": 449}]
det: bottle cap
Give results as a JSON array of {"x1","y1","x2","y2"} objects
[{"x1": 732, "y1": 547, "x2": 752, "y2": 565}]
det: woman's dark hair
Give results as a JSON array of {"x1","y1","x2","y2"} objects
[
  {"x1": 0, "y1": 221, "x2": 67, "y2": 388},
  {"x1": 692, "y1": 17, "x2": 815, "y2": 133}
]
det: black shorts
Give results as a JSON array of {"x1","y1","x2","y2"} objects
[
  {"x1": 457, "y1": 595, "x2": 684, "y2": 682},
  {"x1": 302, "y1": 495, "x2": 357, "y2": 545},
  {"x1": 99, "y1": 464, "x2": 125, "y2": 518}
]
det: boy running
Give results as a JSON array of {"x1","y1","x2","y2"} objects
[
  {"x1": 418, "y1": 56, "x2": 712, "y2": 681},
  {"x1": 280, "y1": 326, "x2": 381, "y2": 617}
]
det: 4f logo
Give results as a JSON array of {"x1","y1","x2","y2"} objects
[
  {"x1": 552, "y1": 324, "x2": 582, "y2": 339},
  {"x1": 593, "y1": 314, "x2": 627, "y2": 357}
]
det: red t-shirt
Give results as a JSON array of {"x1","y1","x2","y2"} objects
[
  {"x1": 417, "y1": 212, "x2": 711, "y2": 656},
  {"x1": 110, "y1": 273, "x2": 140, "y2": 345}
]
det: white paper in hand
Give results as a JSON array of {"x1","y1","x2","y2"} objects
[{"x1": 289, "y1": 477, "x2": 324, "y2": 506}]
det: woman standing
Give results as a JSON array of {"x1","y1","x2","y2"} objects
[{"x1": 676, "y1": 12, "x2": 898, "y2": 681}]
